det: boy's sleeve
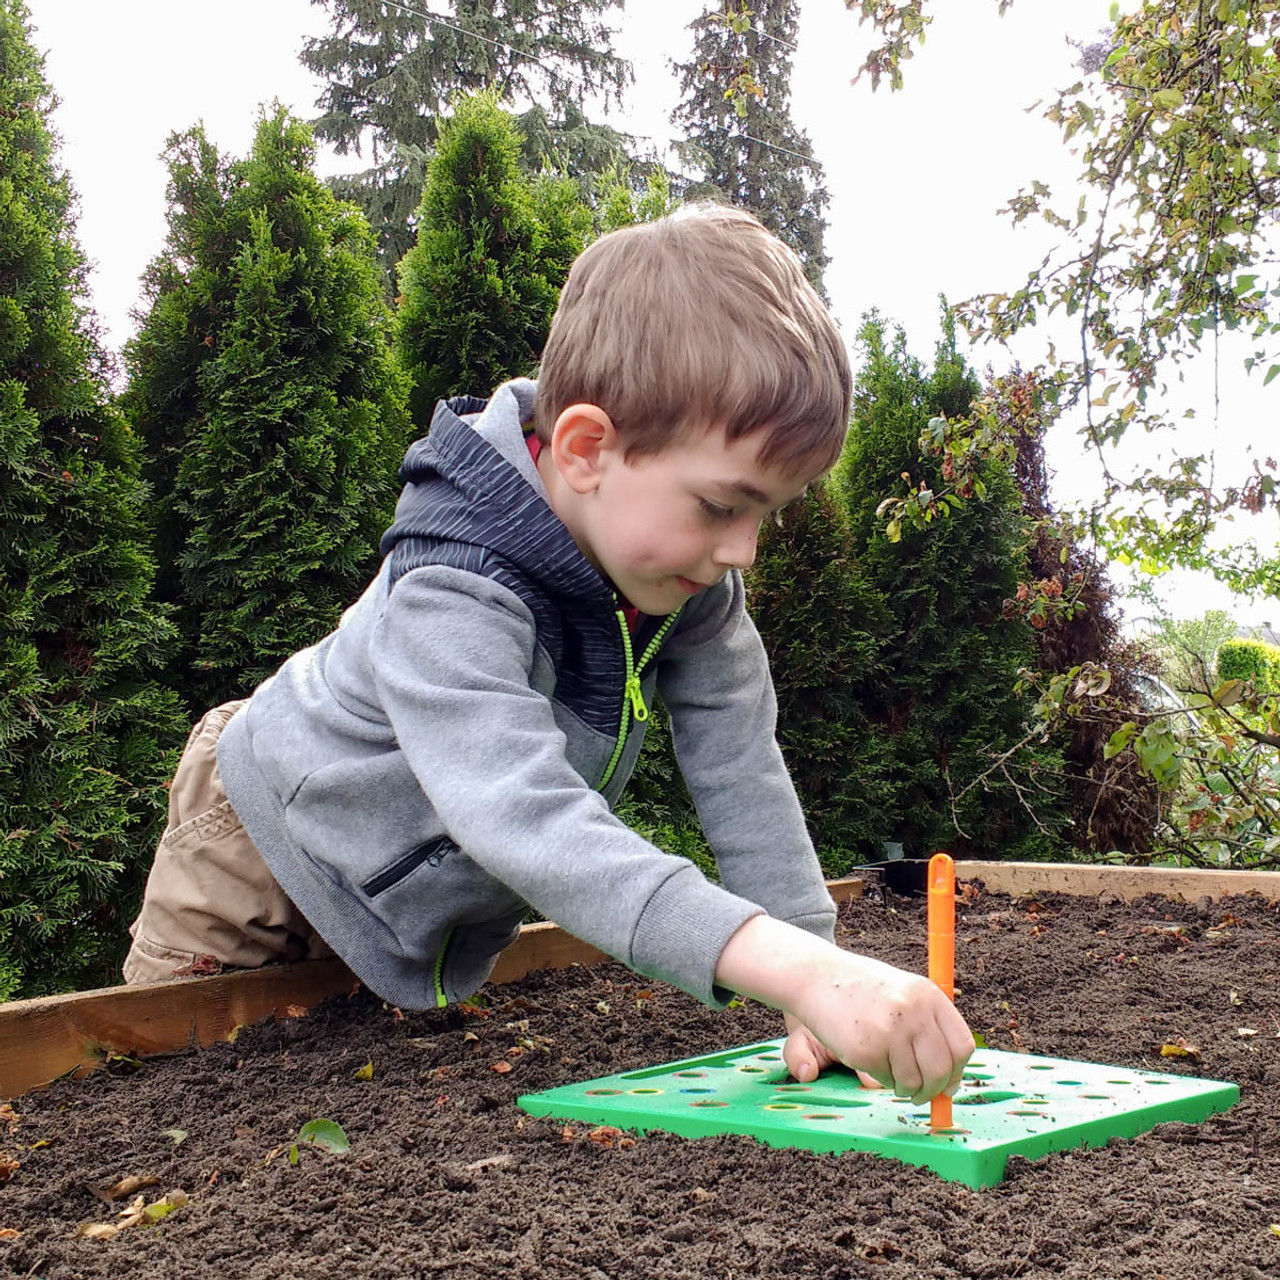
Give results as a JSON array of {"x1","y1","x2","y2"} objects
[
  {"x1": 655, "y1": 572, "x2": 837, "y2": 944},
  {"x1": 369, "y1": 565, "x2": 769, "y2": 1006}
]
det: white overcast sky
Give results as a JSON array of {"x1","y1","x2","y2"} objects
[{"x1": 25, "y1": 0, "x2": 1278, "y2": 625}]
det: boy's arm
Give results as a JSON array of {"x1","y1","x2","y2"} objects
[
  {"x1": 656, "y1": 572, "x2": 835, "y2": 937},
  {"x1": 715, "y1": 914, "x2": 975, "y2": 1104},
  {"x1": 370, "y1": 566, "x2": 766, "y2": 1006}
]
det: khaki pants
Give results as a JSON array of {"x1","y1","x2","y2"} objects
[{"x1": 123, "y1": 700, "x2": 333, "y2": 984}]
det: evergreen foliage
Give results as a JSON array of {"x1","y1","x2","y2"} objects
[
  {"x1": 1217, "y1": 637, "x2": 1280, "y2": 690},
  {"x1": 833, "y1": 314, "x2": 1067, "y2": 859},
  {"x1": 746, "y1": 487, "x2": 894, "y2": 872},
  {"x1": 671, "y1": 0, "x2": 829, "y2": 292},
  {"x1": 0, "y1": 0, "x2": 186, "y2": 998},
  {"x1": 122, "y1": 106, "x2": 409, "y2": 713},
  {"x1": 395, "y1": 93, "x2": 590, "y2": 424},
  {"x1": 301, "y1": 0, "x2": 632, "y2": 280}
]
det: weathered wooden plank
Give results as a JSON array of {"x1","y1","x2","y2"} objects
[
  {"x1": 954, "y1": 860, "x2": 1280, "y2": 903},
  {"x1": 0, "y1": 876, "x2": 866, "y2": 1098}
]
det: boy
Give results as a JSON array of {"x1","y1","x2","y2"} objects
[{"x1": 125, "y1": 203, "x2": 973, "y2": 1104}]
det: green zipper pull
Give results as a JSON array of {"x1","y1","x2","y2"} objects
[{"x1": 625, "y1": 673, "x2": 649, "y2": 721}]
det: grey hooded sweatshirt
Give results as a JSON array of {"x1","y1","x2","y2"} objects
[{"x1": 217, "y1": 378, "x2": 836, "y2": 1011}]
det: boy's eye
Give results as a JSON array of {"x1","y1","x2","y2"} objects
[{"x1": 698, "y1": 498, "x2": 735, "y2": 521}]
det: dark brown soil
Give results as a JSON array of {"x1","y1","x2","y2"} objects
[{"x1": 4, "y1": 883, "x2": 1280, "y2": 1279}]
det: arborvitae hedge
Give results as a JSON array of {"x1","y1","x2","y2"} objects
[
  {"x1": 0, "y1": 0, "x2": 187, "y2": 998},
  {"x1": 834, "y1": 315, "x2": 1068, "y2": 860},
  {"x1": 746, "y1": 486, "x2": 894, "y2": 872},
  {"x1": 395, "y1": 91, "x2": 590, "y2": 425},
  {"x1": 122, "y1": 106, "x2": 409, "y2": 712}
]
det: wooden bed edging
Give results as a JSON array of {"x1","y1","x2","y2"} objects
[
  {"x1": 0, "y1": 876, "x2": 867, "y2": 1100},
  {"x1": 953, "y1": 860, "x2": 1280, "y2": 903}
]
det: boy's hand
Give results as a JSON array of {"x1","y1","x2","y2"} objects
[
  {"x1": 715, "y1": 915, "x2": 974, "y2": 1105},
  {"x1": 781, "y1": 1013, "x2": 881, "y2": 1088}
]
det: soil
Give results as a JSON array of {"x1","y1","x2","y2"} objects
[{"x1": 3, "y1": 882, "x2": 1280, "y2": 1280}]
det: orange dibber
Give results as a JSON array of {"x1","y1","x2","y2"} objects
[{"x1": 928, "y1": 852, "x2": 956, "y2": 1132}]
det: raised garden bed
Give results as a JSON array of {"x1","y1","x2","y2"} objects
[{"x1": 2, "y1": 864, "x2": 1279, "y2": 1278}]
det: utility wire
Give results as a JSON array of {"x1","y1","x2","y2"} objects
[
  {"x1": 375, "y1": 0, "x2": 552, "y2": 69},
  {"x1": 334, "y1": 3, "x2": 822, "y2": 173}
]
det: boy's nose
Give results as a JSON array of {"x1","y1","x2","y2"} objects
[{"x1": 714, "y1": 522, "x2": 759, "y2": 570}]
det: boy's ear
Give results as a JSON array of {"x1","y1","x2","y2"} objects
[{"x1": 549, "y1": 403, "x2": 618, "y2": 494}]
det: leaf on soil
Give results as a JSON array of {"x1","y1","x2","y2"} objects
[
  {"x1": 1159, "y1": 1038, "x2": 1201, "y2": 1058},
  {"x1": 1238, "y1": 1028, "x2": 1259, "y2": 1037},
  {"x1": 1230, "y1": 990, "x2": 1244, "y2": 1006},
  {"x1": 29, "y1": 1138, "x2": 54, "y2": 1150},
  {"x1": 0, "y1": 1228, "x2": 19, "y2": 1238},
  {"x1": 594, "y1": 1001, "x2": 611, "y2": 1015},
  {"x1": 587, "y1": 1126, "x2": 633, "y2": 1149},
  {"x1": 353, "y1": 1061, "x2": 374, "y2": 1081},
  {"x1": 490, "y1": 1061, "x2": 513, "y2": 1074},
  {"x1": 0, "y1": 1104, "x2": 18, "y2": 1133},
  {"x1": 76, "y1": 1189, "x2": 189, "y2": 1240},
  {"x1": 1269, "y1": 1223, "x2": 1280, "y2": 1238},
  {"x1": 89, "y1": 1172, "x2": 160, "y2": 1204},
  {"x1": 296, "y1": 1119, "x2": 349, "y2": 1154},
  {"x1": 283, "y1": 1004, "x2": 309, "y2": 1019},
  {"x1": 161, "y1": 1128, "x2": 188, "y2": 1145},
  {"x1": 0, "y1": 1154, "x2": 20, "y2": 1184}
]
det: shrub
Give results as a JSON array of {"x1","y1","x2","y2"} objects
[
  {"x1": 122, "y1": 107, "x2": 408, "y2": 712},
  {"x1": 1217, "y1": 638, "x2": 1280, "y2": 691},
  {"x1": 0, "y1": 1, "x2": 187, "y2": 998}
]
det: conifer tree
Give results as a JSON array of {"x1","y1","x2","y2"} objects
[
  {"x1": 834, "y1": 313, "x2": 1068, "y2": 859},
  {"x1": 394, "y1": 93, "x2": 590, "y2": 424},
  {"x1": 746, "y1": 488, "x2": 895, "y2": 871},
  {"x1": 672, "y1": 0, "x2": 829, "y2": 292},
  {"x1": 0, "y1": 1, "x2": 187, "y2": 997},
  {"x1": 122, "y1": 106, "x2": 409, "y2": 713},
  {"x1": 302, "y1": 0, "x2": 632, "y2": 279}
]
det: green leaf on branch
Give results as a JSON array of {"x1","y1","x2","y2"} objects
[{"x1": 1104, "y1": 723, "x2": 1137, "y2": 760}]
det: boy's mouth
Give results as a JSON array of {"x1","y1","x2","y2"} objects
[{"x1": 675, "y1": 576, "x2": 710, "y2": 594}]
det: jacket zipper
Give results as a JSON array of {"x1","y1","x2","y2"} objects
[
  {"x1": 598, "y1": 604, "x2": 681, "y2": 790},
  {"x1": 433, "y1": 926, "x2": 453, "y2": 1008},
  {"x1": 433, "y1": 606, "x2": 678, "y2": 1005}
]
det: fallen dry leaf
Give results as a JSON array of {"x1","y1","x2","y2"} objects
[
  {"x1": 76, "y1": 1188, "x2": 189, "y2": 1240},
  {"x1": 89, "y1": 1172, "x2": 160, "y2": 1204},
  {"x1": 588, "y1": 1126, "x2": 626, "y2": 1148},
  {"x1": 353, "y1": 1061, "x2": 374, "y2": 1081},
  {"x1": 0, "y1": 1104, "x2": 18, "y2": 1133},
  {"x1": 283, "y1": 1004, "x2": 309, "y2": 1019},
  {"x1": 1159, "y1": 1038, "x2": 1201, "y2": 1059},
  {"x1": 0, "y1": 1228, "x2": 20, "y2": 1238},
  {"x1": 0, "y1": 1154, "x2": 18, "y2": 1183},
  {"x1": 560, "y1": 1126, "x2": 577, "y2": 1143},
  {"x1": 489, "y1": 1061, "x2": 513, "y2": 1074}
]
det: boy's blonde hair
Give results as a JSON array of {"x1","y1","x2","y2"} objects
[{"x1": 535, "y1": 202, "x2": 851, "y2": 475}]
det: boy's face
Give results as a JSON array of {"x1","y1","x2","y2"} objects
[{"x1": 555, "y1": 416, "x2": 818, "y2": 615}]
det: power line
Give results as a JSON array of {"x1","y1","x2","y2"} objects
[{"x1": 375, "y1": 0, "x2": 552, "y2": 69}]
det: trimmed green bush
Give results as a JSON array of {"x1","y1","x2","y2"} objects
[
  {"x1": 122, "y1": 106, "x2": 409, "y2": 712},
  {"x1": 395, "y1": 92, "x2": 590, "y2": 426},
  {"x1": 0, "y1": 0, "x2": 187, "y2": 998},
  {"x1": 832, "y1": 314, "x2": 1068, "y2": 861},
  {"x1": 1217, "y1": 637, "x2": 1280, "y2": 690}
]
